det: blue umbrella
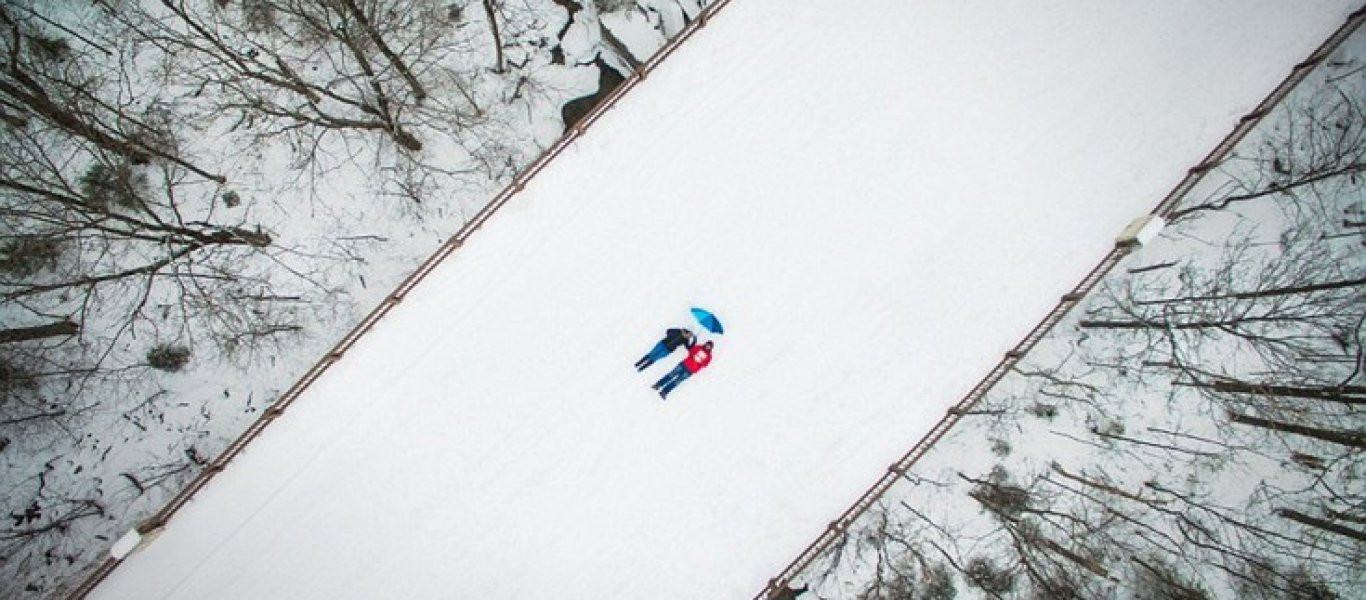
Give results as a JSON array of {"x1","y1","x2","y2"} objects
[{"x1": 690, "y1": 307, "x2": 724, "y2": 335}]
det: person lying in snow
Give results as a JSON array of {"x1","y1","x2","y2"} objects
[
  {"x1": 653, "y1": 340, "x2": 713, "y2": 399},
  {"x1": 634, "y1": 327, "x2": 696, "y2": 371}
]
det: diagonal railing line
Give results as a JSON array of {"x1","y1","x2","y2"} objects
[
  {"x1": 63, "y1": 2, "x2": 739, "y2": 598},
  {"x1": 754, "y1": 5, "x2": 1366, "y2": 598}
]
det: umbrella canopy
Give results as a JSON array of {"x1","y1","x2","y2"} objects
[{"x1": 690, "y1": 307, "x2": 724, "y2": 335}]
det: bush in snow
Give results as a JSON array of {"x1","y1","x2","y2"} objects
[
  {"x1": 963, "y1": 556, "x2": 1015, "y2": 595},
  {"x1": 1234, "y1": 563, "x2": 1341, "y2": 600},
  {"x1": 25, "y1": 33, "x2": 70, "y2": 63},
  {"x1": 1026, "y1": 402, "x2": 1057, "y2": 420},
  {"x1": 1131, "y1": 556, "x2": 1212, "y2": 600},
  {"x1": 0, "y1": 354, "x2": 37, "y2": 395},
  {"x1": 239, "y1": 0, "x2": 278, "y2": 33},
  {"x1": 78, "y1": 162, "x2": 146, "y2": 211},
  {"x1": 852, "y1": 557, "x2": 957, "y2": 600},
  {"x1": 221, "y1": 190, "x2": 242, "y2": 208},
  {"x1": 146, "y1": 344, "x2": 192, "y2": 372},
  {"x1": 0, "y1": 237, "x2": 61, "y2": 278},
  {"x1": 593, "y1": 0, "x2": 635, "y2": 12},
  {"x1": 965, "y1": 466, "x2": 1030, "y2": 521},
  {"x1": 989, "y1": 437, "x2": 1011, "y2": 457},
  {"x1": 918, "y1": 564, "x2": 957, "y2": 600}
]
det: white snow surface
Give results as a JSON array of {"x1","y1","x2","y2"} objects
[{"x1": 90, "y1": 1, "x2": 1358, "y2": 598}]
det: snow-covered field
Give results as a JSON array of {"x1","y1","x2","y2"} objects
[{"x1": 89, "y1": 1, "x2": 1358, "y2": 598}]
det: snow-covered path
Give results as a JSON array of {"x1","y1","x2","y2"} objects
[{"x1": 91, "y1": 1, "x2": 1358, "y2": 598}]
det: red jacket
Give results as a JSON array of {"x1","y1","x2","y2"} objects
[{"x1": 682, "y1": 345, "x2": 713, "y2": 373}]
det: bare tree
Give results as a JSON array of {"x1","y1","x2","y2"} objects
[
  {"x1": 1059, "y1": 58, "x2": 1366, "y2": 597},
  {"x1": 0, "y1": 2, "x2": 297, "y2": 435},
  {"x1": 2, "y1": 0, "x2": 581, "y2": 595},
  {"x1": 781, "y1": 51, "x2": 1365, "y2": 600}
]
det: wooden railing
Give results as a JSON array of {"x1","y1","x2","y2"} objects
[
  {"x1": 753, "y1": 6, "x2": 1366, "y2": 598},
  {"x1": 62, "y1": 1, "x2": 738, "y2": 598}
]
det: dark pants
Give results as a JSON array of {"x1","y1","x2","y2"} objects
[
  {"x1": 654, "y1": 363, "x2": 693, "y2": 397},
  {"x1": 634, "y1": 341, "x2": 672, "y2": 371}
]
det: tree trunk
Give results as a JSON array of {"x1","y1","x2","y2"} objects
[
  {"x1": 1182, "y1": 379, "x2": 1366, "y2": 406},
  {"x1": 1276, "y1": 508, "x2": 1366, "y2": 542},
  {"x1": 1229, "y1": 412, "x2": 1366, "y2": 449},
  {"x1": 0, "y1": 410, "x2": 66, "y2": 426},
  {"x1": 1049, "y1": 462, "x2": 1153, "y2": 504},
  {"x1": 481, "y1": 0, "x2": 505, "y2": 73},
  {"x1": 1079, "y1": 315, "x2": 1293, "y2": 331},
  {"x1": 338, "y1": 0, "x2": 427, "y2": 103},
  {"x1": 5, "y1": 245, "x2": 197, "y2": 300},
  {"x1": 0, "y1": 174, "x2": 268, "y2": 248},
  {"x1": 599, "y1": 21, "x2": 640, "y2": 71},
  {"x1": 1135, "y1": 276, "x2": 1366, "y2": 305},
  {"x1": 0, "y1": 319, "x2": 78, "y2": 343},
  {"x1": 1127, "y1": 261, "x2": 1178, "y2": 274},
  {"x1": 1030, "y1": 533, "x2": 1110, "y2": 578},
  {"x1": 1169, "y1": 161, "x2": 1366, "y2": 220},
  {"x1": 0, "y1": 78, "x2": 225, "y2": 183}
]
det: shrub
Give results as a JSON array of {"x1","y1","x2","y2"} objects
[
  {"x1": 965, "y1": 557, "x2": 1015, "y2": 594},
  {"x1": 0, "y1": 354, "x2": 37, "y2": 394},
  {"x1": 1027, "y1": 402, "x2": 1057, "y2": 420},
  {"x1": 989, "y1": 437, "x2": 1012, "y2": 457},
  {"x1": 920, "y1": 564, "x2": 957, "y2": 600},
  {"x1": 1133, "y1": 557, "x2": 1211, "y2": 600},
  {"x1": 0, "y1": 237, "x2": 61, "y2": 278},
  {"x1": 241, "y1": 0, "x2": 277, "y2": 33},
  {"x1": 221, "y1": 190, "x2": 242, "y2": 208},
  {"x1": 593, "y1": 0, "x2": 634, "y2": 12},
  {"x1": 78, "y1": 162, "x2": 145, "y2": 210},
  {"x1": 27, "y1": 34, "x2": 70, "y2": 63},
  {"x1": 969, "y1": 468, "x2": 1031, "y2": 520},
  {"x1": 146, "y1": 344, "x2": 191, "y2": 372}
]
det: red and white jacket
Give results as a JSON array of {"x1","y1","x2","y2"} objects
[{"x1": 682, "y1": 345, "x2": 713, "y2": 373}]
